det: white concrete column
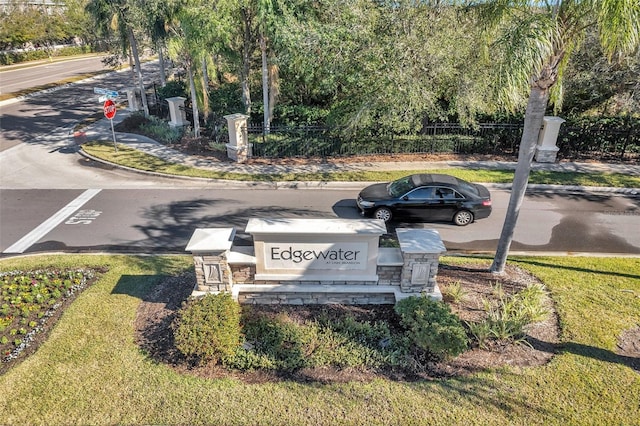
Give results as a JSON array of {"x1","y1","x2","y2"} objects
[
  {"x1": 224, "y1": 113, "x2": 252, "y2": 163},
  {"x1": 166, "y1": 96, "x2": 187, "y2": 127},
  {"x1": 535, "y1": 116, "x2": 565, "y2": 163},
  {"x1": 125, "y1": 87, "x2": 141, "y2": 112}
]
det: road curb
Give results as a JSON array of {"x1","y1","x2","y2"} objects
[{"x1": 77, "y1": 147, "x2": 640, "y2": 194}]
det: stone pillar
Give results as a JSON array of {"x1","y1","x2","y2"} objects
[
  {"x1": 166, "y1": 97, "x2": 187, "y2": 128},
  {"x1": 224, "y1": 113, "x2": 252, "y2": 163},
  {"x1": 185, "y1": 228, "x2": 236, "y2": 294},
  {"x1": 125, "y1": 87, "x2": 141, "y2": 112},
  {"x1": 535, "y1": 116, "x2": 565, "y2": 163},
  {"x1": 397, "y1": 229, "x2": 446, "y2": 296}
]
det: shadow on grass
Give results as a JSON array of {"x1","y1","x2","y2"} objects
[
  {"x1": 527, "y1": 336, "x2": 640, "y2": 372},
  {"x1": 511, "y1": 258, "x2": 640, "y2": 280}
]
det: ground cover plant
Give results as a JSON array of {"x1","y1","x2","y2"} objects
[
  {"x1": 0, "y1": 268, "x2": 98, "y2": 370},
  {"x1": 0, "y1": 254, "x2": 638, "y2": 425}
]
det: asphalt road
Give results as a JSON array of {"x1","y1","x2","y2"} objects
[
  {"x1": 0, "y1": 56, "x2": 109, "y2": 95},
  {"x1": 0, "y1": 56, "x2": 146, "y2": 151},
  {"x1": 1, "y1": 58, "x2": 639, "y2": 257},
  {"x1": 2, "y1": 185, "x2": 639, "y2": 256}
]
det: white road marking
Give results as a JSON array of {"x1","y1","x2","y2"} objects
[{"x1": 3, "y1": 188, "x2": 102, "y2": 253}]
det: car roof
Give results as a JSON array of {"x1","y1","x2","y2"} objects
[{"x1": 411, "y1": 174, "x2": 459, "y2": 187}]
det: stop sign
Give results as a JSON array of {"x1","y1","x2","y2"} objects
[{"x1": 103, "y1": 99, "x2": 117, "y2": 119}]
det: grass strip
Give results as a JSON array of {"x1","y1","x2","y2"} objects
[
  {"x1": 82, "y1": 141, "x2": 640, "y2": 187},
  {"x1": 0, "y1": 254, "x2": 638, "y2": 425}
]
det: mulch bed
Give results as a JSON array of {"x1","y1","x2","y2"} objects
[{"x1": 133, "y1": 263, "x2": 568, "y2": 383}]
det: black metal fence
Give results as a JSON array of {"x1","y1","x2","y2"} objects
[
  {"x1": 558, "y1": 124, "x2": 639, "y2": 162},
  {"x1": 248, "y1": 123, "x2": 524, "y2": 158},
  {"x1": 246, "y1": 121, "x2": 639, "y2": 162}
]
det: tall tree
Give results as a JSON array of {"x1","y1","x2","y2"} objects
[
  {"x1": 86, "y1": 0, "x2": 150, "y2": 116},
  {"x1": 167, "y1": 0, "x2": 232, "y2": 137},
  {"x1": 469, "y1": 0, "x2": 640, "y2": 273}
]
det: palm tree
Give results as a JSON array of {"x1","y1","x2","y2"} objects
[
  {"x1": 167, "y1": 0, "x2": 231, "y2": 138},
  {"x1": 86, "y1": 0, "x2": 150, "y2": 117},
  {"x1": 470, "y1": 0, "x2": 640, "y2": 273}
]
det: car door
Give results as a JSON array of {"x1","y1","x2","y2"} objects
[
  {"x1": 400, "y1": 187, "x2": 437, "y2": 219},
  {"x1": 431, "y1": 186, "x2": 465, "y2": 220}
]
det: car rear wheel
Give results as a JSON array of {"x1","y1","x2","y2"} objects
[
  {"x1": 374, "y1": 207, "x2": 393, "y2": 222},
  {"x1": 453, "y1": 210, "x2": 473, "y2": 226}
]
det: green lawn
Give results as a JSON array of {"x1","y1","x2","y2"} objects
[
  {"x1": 0, "y1": 254, "x2": 638, "y2": 425},
  {"x1": 82, "y1": 141, "x2": 640, "y2": 188}
]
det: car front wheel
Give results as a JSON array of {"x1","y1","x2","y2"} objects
[
  {"x1": 374, "y1": 207, "x2": 393, "y2": 222},
  {"x1": 453, "y1": 210, "x2": 473, "y2": 226}
]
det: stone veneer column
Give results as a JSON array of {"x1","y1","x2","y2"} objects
[
  {"x1": 396, "y1": 228, "x2": 446, "y2": 294},
  {"x1": 185, "y1": 228, "x2": 236, "y2": 293}
]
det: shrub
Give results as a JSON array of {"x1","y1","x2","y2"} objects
[
  {"x1": 394, "y1": 296, "x2": 468, "y2": 360},
  {"x1": 239, "y1": 313, "x2": 309, "y2": 371},
  {"x1": 157, "y1": 80, "x2": 187, "y2": 101},
  {"x1": 139, "y1": 116, "x2": 183, "y2": 144},
  {"x1": 230, "y1": 309, "x2": 399, "y2": 372},
  {"x1": 172, "y1": 293, "x2": 242, "y2": 365}
]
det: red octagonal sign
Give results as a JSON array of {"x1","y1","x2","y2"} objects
[{"x1": 103, "y1": 99, "x2": 117, "y2": 120}]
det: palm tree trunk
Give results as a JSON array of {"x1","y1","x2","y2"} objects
[
  {"x1": 260, "y1": 34, "x2": 270, "y2": 135},
  {"x1": 241, "y1": 8, "x2": 252, "y2": 114},
  {"x1": 157, "y1": 41, "x2": 167, "y2": 87},
  {"x1": 187, "y1": 62, "x2": 200, "y2": 138},
  {"x1": 128, "y1": 27, "x2": 149, "y2": 117},
  {"x1": 201, "y1": 56, "x2": 210, "y2": 124},
  {"x1": 490, "y1": 85, "x2": 549, "y2": 273}
]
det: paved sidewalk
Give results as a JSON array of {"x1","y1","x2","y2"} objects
[{"x1": 82, "y1": 112, "x2": 640, "y2": 192}]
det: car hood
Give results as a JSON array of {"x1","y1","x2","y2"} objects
[{"x1": 359, "y1": 183, "x2": 393, "y2": 200}]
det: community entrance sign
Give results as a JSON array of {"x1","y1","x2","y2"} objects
[
  {"x1": 185, "y1": 219, "x2": 447, "y2": 305},
  {"x1": 246, "y1": 218, "x2": 385, "y2": 282}
]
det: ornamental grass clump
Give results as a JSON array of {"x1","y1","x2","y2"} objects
[
  {"x1": 172, "y1": 293, "x2": 242, "y2": 365},
  {"x1": 468, "y1": 283, "x2": 549, "y2": 348},
  {"x1": 394, "y1": 296, "x2": 468, "y2": 360}
]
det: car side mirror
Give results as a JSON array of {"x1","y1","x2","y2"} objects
[{"x1": 402, "y1": 196, "x2": 409, "y2": 201}]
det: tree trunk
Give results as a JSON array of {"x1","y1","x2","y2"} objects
[
  {"x1": 201, "y1": 56, "x2": 210, "y2": 124},
  {"x1": 241, "y1": 8, "x2": 252, "y2": 114},
  {"x1": 211, "y1": 54, "x2": 223, "y2": 85},
  {"x1": 128, "y1": 27, "x2": 149, "y2": 117},
  {"x1": 157, "y1": 41, "x2": 166, "y2": 87},
  {"x1": 268, "y1": 61, "x2": 279, "y2": 125},
  {"x1": 187, "y1": 62, "x2": 200, "y2": 138},
  {"x1": 490, "y1": 85, "x2": 549, "y2": 273},
  {"x1": 261, "y1": 34, "x2": 270, "y2": 135}
]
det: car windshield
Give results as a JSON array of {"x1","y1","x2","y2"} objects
[{"x1": 388, "y1": 176, "x2": 416, "y2": 197}]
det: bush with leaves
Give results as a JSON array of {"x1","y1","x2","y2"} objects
[
  {"x1": 172, "y1": 293, "x2": 241, "y2": 365},
  {"x1": 394, "y1": 296, "x2": 468, "y2": 360},
  {"x1": 157, "y1": 80, "x2": 187, "y2": 101}
]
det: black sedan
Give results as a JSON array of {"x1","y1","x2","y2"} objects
[{"x1": 356, "y1": 174, "x2": 492, "y2": 225}]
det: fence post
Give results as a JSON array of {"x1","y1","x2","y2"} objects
[{"x1": 535, "y1": 116, "x2": 565, "y2": 163}]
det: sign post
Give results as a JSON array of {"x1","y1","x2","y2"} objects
[{"x1": 103, "y1": 99, "x2": 118, "y2": 152}]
